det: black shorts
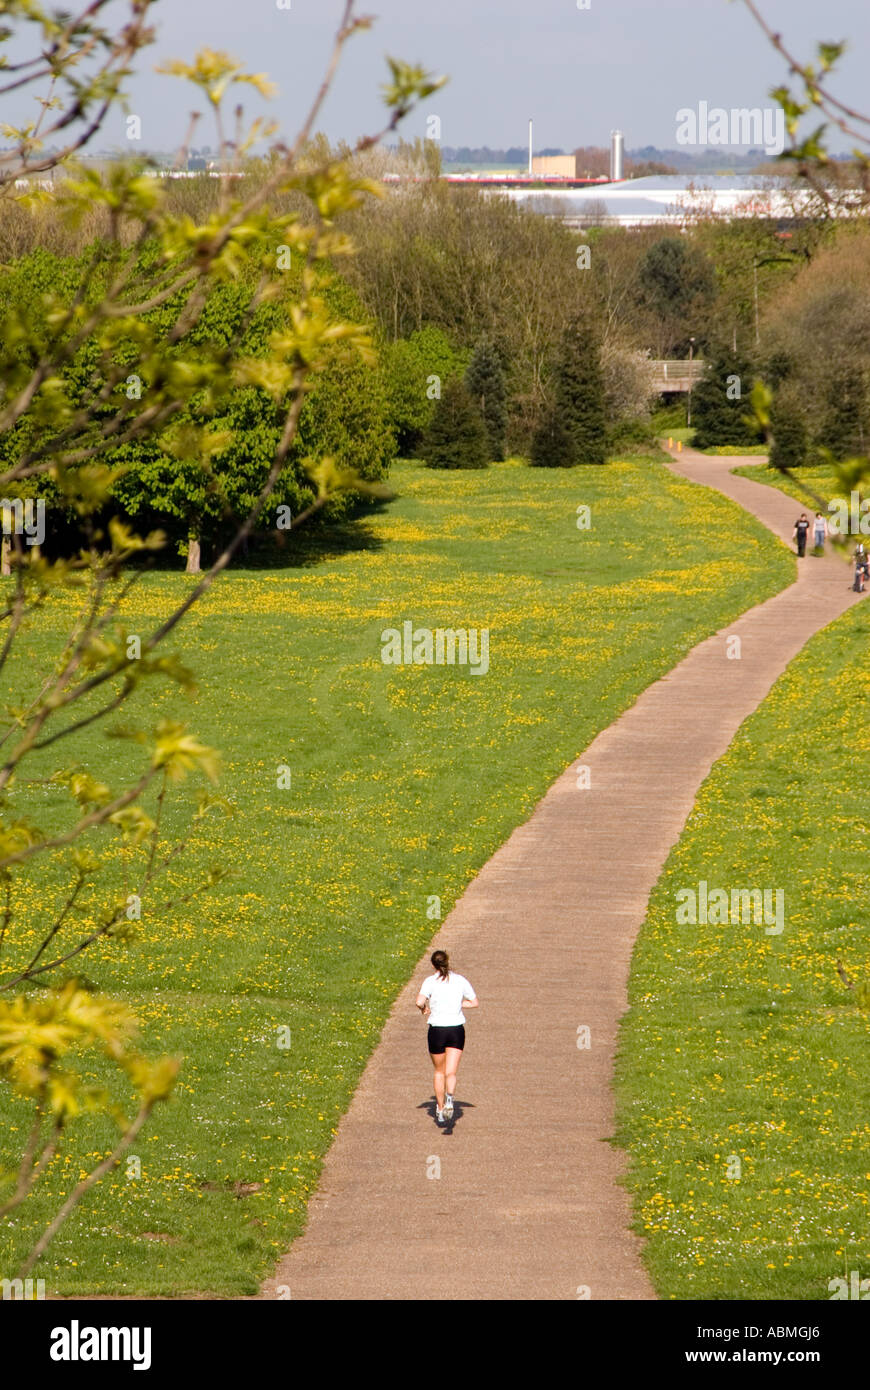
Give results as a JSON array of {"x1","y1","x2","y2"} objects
[{"x1": 427, "y1": 1024, "x2": 465, "y2": 1055}]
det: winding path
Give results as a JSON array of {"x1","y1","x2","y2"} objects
[{"x1": 262, "y1": 450, "x2": 861, "y2": 1301}]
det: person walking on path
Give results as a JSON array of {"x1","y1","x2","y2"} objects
[
  {"x1": 416, "y1": 950, "x2": 478, "y2": 1124},
  {"x1": 793, "y1": 513, "x2": 810, "y2": 557},
  {"x1": 813, "y1": 512, "x2": 828, "y2": 551}
]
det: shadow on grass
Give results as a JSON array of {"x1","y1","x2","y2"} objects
[
  {"x1": 264, "y1": 516, "x2": 388, "y2": 570},
  {"x1": 211, "y1": 495, "x2": 395, "y2": 571},
  {"x1": 108, "y1": 499, "x2": 394, "y2": 574}
]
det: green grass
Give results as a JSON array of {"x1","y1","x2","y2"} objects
[
  {"x1": 734, "y1": 461, "x2": 870, "y2": 560},
  {"x1": 698, "y1": 444, "x2": 768, "y2": 456},
  {"x1": 0, "y1": 456, "x2": 793, "y2": 1295},
  {"x1": 651, "y1": 404, "x2": 689, "y2": 436},
  {"x1": 654, "y1": 429, "x2": 767, "y2": 454},
  {"x1": 614, "y1": 600, "x2": 870, "y2": 1300},
  {"x1": 733, "y1": 462, "x2": 842, "y2": 511}
]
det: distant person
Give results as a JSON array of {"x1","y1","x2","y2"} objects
[
  {"x1": 793, "y1": 513, "x2": 810, "y2": 557},
  {"x1": 416, "y1": 949, "x2": 478, "y2": 1124},
  {"x1": 854, "y1": 544, "x2": 868, "y2": 592},
  {"x1": 813, "y1": 512, "x2": 828, "y2": 551}
]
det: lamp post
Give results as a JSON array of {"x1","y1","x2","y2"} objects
[{"x1": 687, "y1": 336, "x2": 696, "y2": 428}]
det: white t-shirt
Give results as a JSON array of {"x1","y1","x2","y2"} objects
[{"x1": 420, "y1": 972, "x2": 476, "y2": 1026}]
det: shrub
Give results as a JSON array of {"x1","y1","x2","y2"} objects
[
  {"x1": 607, "y1": 417, "x2": 657, "y2": 453},
  {"x1": 381, "y1": 325, "x2": 467, "y2": 455},
  {"x1": 422, "y1": 377, "x2": 489, "y2": 469}
]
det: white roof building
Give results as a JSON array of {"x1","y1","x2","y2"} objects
[{"x1": 493, "y1": 175, "x2": 819, "y2": 228}]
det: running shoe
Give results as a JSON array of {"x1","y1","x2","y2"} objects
[
  {"x1": 435, "y1": 1107, "x2": 444, "y2": 1124},
  {"x1": 443, "y1": 1095, "x2": 454, "y2": 1119}
]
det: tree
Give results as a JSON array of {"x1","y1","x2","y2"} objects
[
  {"x1": 572, "y1": 146, "x2": 676, "y2": 178},
  {"x1": 531, "y1": 318, "x2": 607, "y2": 467},
  {"x1": 0, "y1": 239, "x2": 398, "y2": 572},
  {"x1": 821, "y1": 366, "x2": 868, "y2": 461},
  {"x1": 465, "y1": 339, "x2": 507, "y2": 461},
  {"x1": 108, "y1": 266, "x2": 397, "y2": 567},
  {"x1": 529, "y1": 410, "x2": 575, "y2": 469},
  {"x1": 769, "y1": 391, "x2": 809, "y2": 471},
  {"x1": 691, "y1": 348, "x2": 764, "y2": 449},
  {"x1": 422, "y1": 379, "x2": 489, "y2": 469},
  {"x1": 636, "y1": 237, "x2": 716, "y2": 358},
  {"x1": 343, "y1": 178, "x2": 591, "y2": 449},
  {"x1": 381, "y1": 325, "x2": 466, "y2": 456},
  {"x1": 0, "y1": 0, "x2": 441, "y2": 1280},
  {"x1": 600, "y1": 344, "x2": 658, "y2": 436},
  {"x1": 740, "y1": 5, "x2": 870, "y2": 523},
  {"x1": 0, "y1": 1, "x2": 156, "y2": 183},
  {"x1": 692, "y1": 217, "x2": 823, "y2": 354},
  {"x1": 758, "y1": 230, "x2": 870, "y2": 461},
  {"x1": 740, "y1": 1, "x2": 870, "y2": 215}
]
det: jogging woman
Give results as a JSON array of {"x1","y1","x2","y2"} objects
[{"x1": 415, "y1": 950, "x2": 478, "y2": 1124}]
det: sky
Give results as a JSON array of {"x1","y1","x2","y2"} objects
[{"x1": 104, "y1": 0, "x2": 868, "y2": 155}]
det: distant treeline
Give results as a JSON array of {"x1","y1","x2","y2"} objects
[
  {"x1": 0, "y1": 156, "x2": 867, "y2": 567},
  {"x1": 437, "y1": 145, "x2": 779, "y2": 173}
]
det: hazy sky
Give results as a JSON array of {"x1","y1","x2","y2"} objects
[{"x1": 111, "y1": 0, "x2": 867, "y2": 155}]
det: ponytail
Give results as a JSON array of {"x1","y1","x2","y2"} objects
[{"x1": 431, "y1": 949, "x2": 450, "y2": 981}]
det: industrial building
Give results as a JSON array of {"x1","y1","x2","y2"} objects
[
  {"x1": 530, "y1": 154, "x2": 578, "y2": 179},
  {"x1": 528, "y1": 131, "x2": 625, "y2": 183},
  {"x1": 495, "y1": 174, "x2": 815, "y2": 228}
]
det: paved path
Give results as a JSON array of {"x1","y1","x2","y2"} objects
[{"x1": 263, "y1": 450, "x2": 860, "y2": 1301}]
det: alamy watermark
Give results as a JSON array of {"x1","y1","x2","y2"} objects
[
  {"x1": 1, "y1": 497, "x2": 45, "y2": 547},
  {"x1": 380, "y1": 621, "x2": 489, "y2": 676},
  {"x1": 827, "y1": 493, "x2": 870, "y2": 536},
  {"x1": 828, "y1": 1271, "x2": 869, "y2": 1300},
  {"x1": 2, "y1": 1277, "x2": 45, "y2": 1300},
  {"x1": 675, "y1": 102, "x2": 785, "y2": 157},
  {"x1": 49, "y1": 1321, "x2": 151, "y2": 1369},
  {"x1": 675, "y1": 880, "x2": 784, "y2": 935}
]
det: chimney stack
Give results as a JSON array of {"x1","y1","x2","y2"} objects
[{"x1": 610, "y1": 129, "x2": 624, "y2": 181}]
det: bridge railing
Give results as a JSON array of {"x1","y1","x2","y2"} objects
[
  {"x1": 656, "y1": 359, "x2": 706, "y2": 380},
  {"x1": 650, "y1": 359, "x2": 706, "y2": 392}
]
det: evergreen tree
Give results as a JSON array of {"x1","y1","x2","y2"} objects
[
  {"x1": 691, "y1": 348, "x2": 763, "y2": 449},
  {"x1": 465, "y1": 338, "x2": 507, "y2": 461},
  {"x1": 769, "y1": 393, "x2": 809, "y2": 471},
  {"x1": 422, "y1": 378, "x2": 489, "y2": 469},
  {"x1": 531, "y1": 317, "x2": 606, "y2": 467},
  {"x1": 530, "y1": 409, "x2": 574, "y2": 469},
  {"x1": 822, "y1": 367, "x2": 868, "y2": 461}
]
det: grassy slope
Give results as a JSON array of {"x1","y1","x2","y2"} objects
[
  {"x1": 0, "y1": 456, "x2": 792, "y2": 1294},
  {"x1": 732, "y1": 462, "x2": 842, "y2": 511},
  {"x1": 615, "y1": 598, "x2": 870, "y2": 1300}
]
